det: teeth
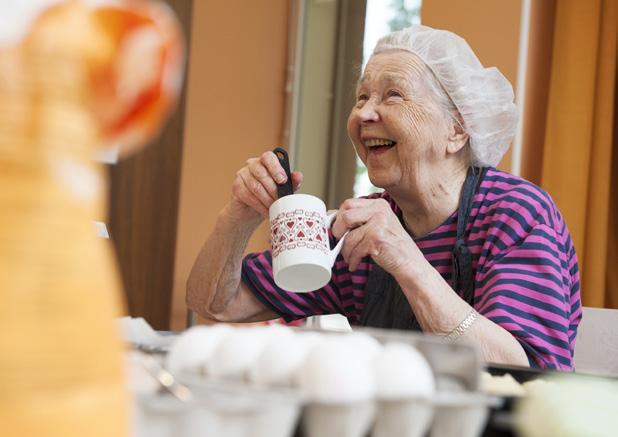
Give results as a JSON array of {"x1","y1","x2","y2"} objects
[{"x1": 365, "y1": 138, "x2": 395, "y2": 147}]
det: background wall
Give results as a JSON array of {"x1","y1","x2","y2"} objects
[{"x1": 170, "y1": 0, "x2": 290, "y2": 329}]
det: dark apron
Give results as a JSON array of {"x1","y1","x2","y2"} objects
[{"x1": 359, "y1": 167, "x2": 488, "y2": 330}]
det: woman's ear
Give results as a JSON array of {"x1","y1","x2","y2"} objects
[{"x1": 446, "y1": 116, "x2": 469, "y2": 155}]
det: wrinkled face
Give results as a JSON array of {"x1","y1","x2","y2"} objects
[{"x1": 347, "y1": 50, "x2": 452, "y2": 190}]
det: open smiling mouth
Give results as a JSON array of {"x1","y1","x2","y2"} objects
[{"x1": 365, "y1": 138, "x2": 397, "y2": 153}]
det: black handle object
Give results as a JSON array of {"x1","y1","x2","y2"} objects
[{"x1": 273, "y1": 147, "x2": 294, "y2": 198}]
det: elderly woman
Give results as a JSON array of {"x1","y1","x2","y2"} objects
[{"x1": 187, "y1": 25, "x2": 581, "y2": 370}]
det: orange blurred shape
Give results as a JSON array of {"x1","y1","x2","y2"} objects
[
  {"x1": 24, "y1": 0, "x2": 185, "y2": 156},
  {"x1": 0, "y1": 2, "x2": 184, "y2": 436}
]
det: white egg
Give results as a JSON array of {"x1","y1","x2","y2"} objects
[
  {"x1": 299, "y1": 336, "x2": 377, "y2": 403},
  {"x1": 295, "y1": 331, "x2": 324, "y2": 349},
  {"x1": 250, "y1": 330, "x2": 323, "y2": 388},
  {"x1": 343, "y1": 331, "x2": 383, "y2": 361},
  {"x1": 164, "y1": 324, "x2": 233, "y2": 375},
  {"x1": 206, "y1": 324, "x2": 293, "y2": 380},
  {"x1": 373, "y1": 342, "x2": 434, "y2": 399}
]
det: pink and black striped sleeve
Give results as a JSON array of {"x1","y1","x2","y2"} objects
[
  {"x1": 474, "y1": 219, "x2": 581, "y2": 370},
  {"x1": 241, "y1": 250, "x2": 346, "y2": 323}
]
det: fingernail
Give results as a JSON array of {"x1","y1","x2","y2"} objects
[{"x1": 276, "y1": 174, "x2": 286, "y2": 183}]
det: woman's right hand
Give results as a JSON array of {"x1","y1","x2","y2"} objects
[{"x1": 229, "y1": 150, "x2": 303, "y2": 224}]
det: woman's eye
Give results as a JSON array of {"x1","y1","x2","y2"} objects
[
  {"x1": 387, "y1": 89, "x2": 403, "y2": 98},
  {"x1": 357, "y1": 93, "x2": 369, "y2": 102}
]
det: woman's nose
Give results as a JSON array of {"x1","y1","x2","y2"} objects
[{"x1": 358, "y1": 99, "x2": 380, "y2": 123}]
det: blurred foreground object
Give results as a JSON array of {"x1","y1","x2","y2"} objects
[
  {"x1": 515, "y1": 375, "x2": 618, "y2": 437},
  {"x1": 0, "y1": 0, "x2": 184, "y2": 435}
]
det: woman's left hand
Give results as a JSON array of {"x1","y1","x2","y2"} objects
[{"x1": 331, "y1": 198, "x2": 424, "y2": 275}]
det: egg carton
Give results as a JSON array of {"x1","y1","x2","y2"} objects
[{"x1": 134, "y1": 326, "x2": 498, "y2": 437}]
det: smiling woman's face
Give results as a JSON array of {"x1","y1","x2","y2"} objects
[{"x1": 347, "y1": 50, "x2": 453, "y2": 190}]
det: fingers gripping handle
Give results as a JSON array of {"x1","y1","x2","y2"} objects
[
  {"x1": 326, "y1": 211, "x2": 348, "y2": 266},
  {"x1": 273, "y1": 147, "x2": 294, "y2": 198}
]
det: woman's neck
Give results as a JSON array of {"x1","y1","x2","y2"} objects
[{"x1": 388, "y1": 159, "x2": 469, "y2": 238}]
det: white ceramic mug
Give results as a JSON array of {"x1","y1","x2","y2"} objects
[{"x1": 269, "y1": 194, "x2": 346, "y2": 293}]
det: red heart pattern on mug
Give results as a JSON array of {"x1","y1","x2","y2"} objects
[{"x1": 270, "y1": 209, "x2": 329, "y2": 257}]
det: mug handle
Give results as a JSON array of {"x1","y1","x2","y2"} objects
[{"x1": 325, "y1": 210, "x2": 348, "y2": 266}]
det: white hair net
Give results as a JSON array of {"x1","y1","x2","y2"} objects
[{"x1": 373, "y1": 25, "x2": 518, "y2": 167}]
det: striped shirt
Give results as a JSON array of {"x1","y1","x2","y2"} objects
[{"x1": 242, "y1": 168, "x2": 582, "y2": 370}]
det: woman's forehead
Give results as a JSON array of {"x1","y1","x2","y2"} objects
[{"x1": 358, "y1": 51, "x2": 426, "y2": 88}]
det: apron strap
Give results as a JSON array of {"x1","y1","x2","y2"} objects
[{"x1": 452, "y1": 166, "x2": 487, "y2": 304}]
